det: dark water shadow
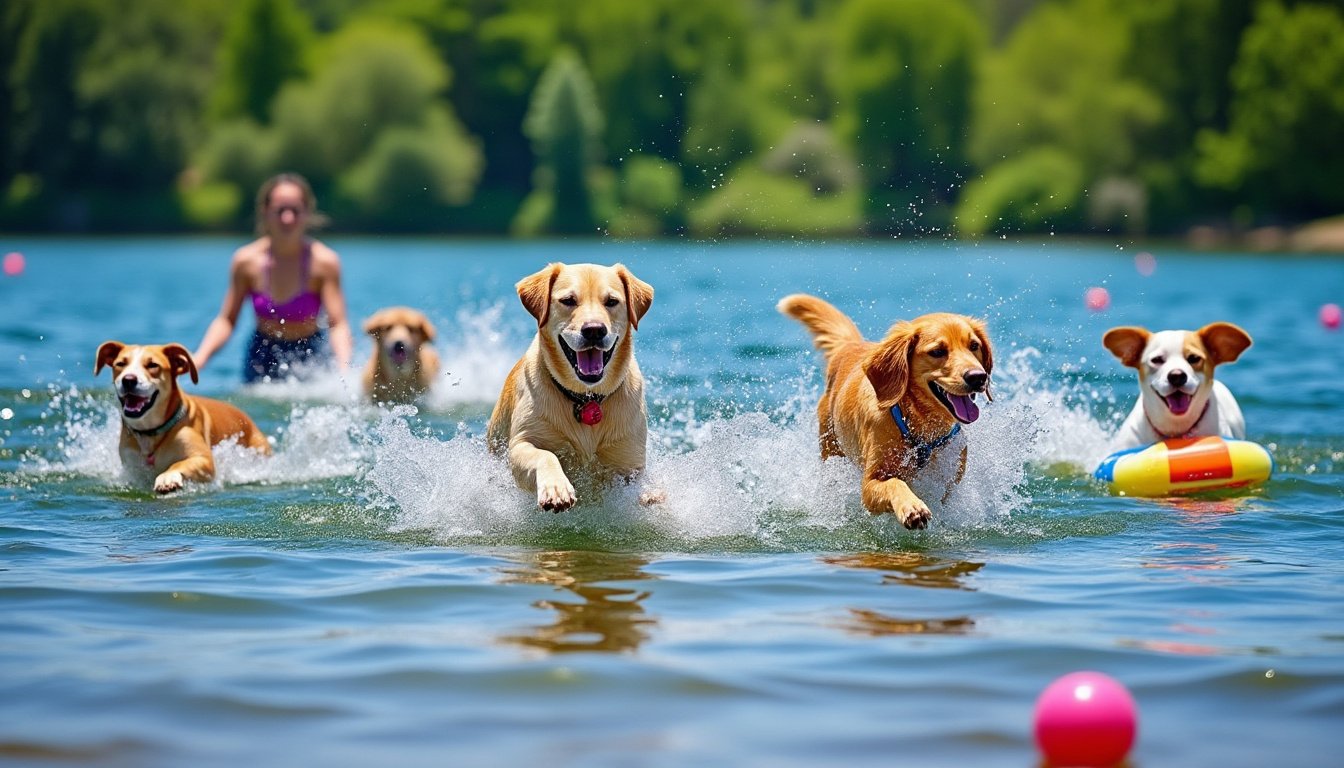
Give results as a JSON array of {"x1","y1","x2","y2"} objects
[
  {"x1": 823, "y1": 551, "x2": 984, "y2": 637},
  {"x1": 496, "y1": 550, "x2": 657, "y2": 654}
]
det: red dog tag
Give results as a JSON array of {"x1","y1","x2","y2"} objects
[{"x1": 579, "y1": 401, "x2": 603, "y2": 426}]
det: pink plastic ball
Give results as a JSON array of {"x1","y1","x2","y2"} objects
[
  {"x1": 1033, "y1": 671, "x2": 1137, "y2": 767},
  {"x1": 2, "y1": 251, "x2": 23, "y2": 277},
  {"x1": 1134, "y1": 251, "x2": 1156, "y2": 277},
  {"x1": 1321, "y1": 303, "x2": 1342, "y2": 331},
  {"x1": 1085, "y1": 286, "x2": 1110, "y2": 312}
]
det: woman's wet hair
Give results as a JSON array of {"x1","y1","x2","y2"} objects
[{"x1": 254, "y1": 173, "x2": 330, "y2": 234}]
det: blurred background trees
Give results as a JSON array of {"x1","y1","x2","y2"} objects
[{"x1": 1, "y1": 0, "x2": 1341, "y2": 239}]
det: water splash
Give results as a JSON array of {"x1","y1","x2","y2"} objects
[{"x1": 26, "y1": 347, "x2": 1124, "y2": 544}]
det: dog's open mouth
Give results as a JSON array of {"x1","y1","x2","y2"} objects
[
  {"x1": 930, "y1": 381, "x2": 980, "y2": 424},
  {"x1": 119, "y1": 391, "x2": 158, "y2": 419},
  {"x1": 559, "y1": 336, "x2": 616, "y2": 384},
  {"x1": 1161, "y1": 390, "x2": 1193, "y2": 415},
  {"x1": 388, "y1": 343, "x2": 410, "y2": 367}
]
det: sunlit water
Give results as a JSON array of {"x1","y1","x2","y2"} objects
[{"x1": 1, "y1": 238, "x2": 1341, "y2": 766}]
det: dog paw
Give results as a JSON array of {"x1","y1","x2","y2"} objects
[
  {"x1": 154, "y1": 471, "x2": 184, "y2": 495},
  {"x1": 537, "y1": 478, "x2": 577, "y2": 512},
  {"x1": 894, "y1": 498, "x2": 932, "y2": 530},
  {"x1": 638, "y1": 487, "x2": 667, "y2": 506}
]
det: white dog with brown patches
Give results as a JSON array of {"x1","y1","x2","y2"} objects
[
  {"x1": 96, "y1": 342, "x2": 272, "y2": 493},
  {"x1": 488, "y1": 262, "x2": 654, "y2": 511},
  {"x1": 1103, "y1": 323, "x2": 1253, "y2": 451}
]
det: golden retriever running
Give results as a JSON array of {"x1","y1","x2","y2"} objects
[
  {"x1": 488, "y1": 263, "x2": 654, "y2": 511},
  {"x1": 362, "y1": 306, "x2": 439, "y2": 404},
  {"x1": 779, "y1": 295, "x2": 993, "y2": 529}
]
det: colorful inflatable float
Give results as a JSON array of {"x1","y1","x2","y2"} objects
[{"x1": 1094, "y1": 436, "x2": 1273, "y2": 497}]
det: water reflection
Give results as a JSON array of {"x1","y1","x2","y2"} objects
[
  {"x1": 822, "y1": 552, "x2": 985, "y2": 590},
  {"x1": 498, "y1": 550, "x2": 656, "y2": 654},
  {"x1": 824, "y1": 552, "x2": 983, "y2": 637}
]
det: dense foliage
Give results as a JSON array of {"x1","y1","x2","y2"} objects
[{"x1": 1, "y1": 0, "x2": 1340, "y2": 236}]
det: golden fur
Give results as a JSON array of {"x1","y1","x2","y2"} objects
[
  {"x1": 361, "y1": 306, "x2": 440, "y2": 404},
  {"x1": 95, "y1": 342, "x2": 271, "y2": 494},
  {"x1": 778, "y1": 295, "x2": 994, "y2": 529},
  {"x1": 487, "y1": 263, "x2": 655, "y2": 511}
]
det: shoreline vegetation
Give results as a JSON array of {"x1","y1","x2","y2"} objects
[{"x1": 3, "y1": 0, "x2": 1342, "y2": 245}]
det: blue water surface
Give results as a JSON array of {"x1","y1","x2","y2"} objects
[{"x1": 1, "y1": 237, "x2": 1342, "y2": 767}]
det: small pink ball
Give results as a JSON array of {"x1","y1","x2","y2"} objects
[
  {"x1": 2, "y1": 251, "x2": 23, "y2": 277},
  {"x1": 1034, "y1": 671, "x2": 1137, "y2": 767},
  {"x1": 1134, "y1": 251, "x2": 1156, "y2": 277},
  {"x1": 1321, "y1": 303, "x2": 1342, "y2": 331},
  {"x1": 1085, "y1": 286, "x2": 1110, "y2": 312}
]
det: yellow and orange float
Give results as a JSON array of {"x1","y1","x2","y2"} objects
[{"x1": 1094, "y1": 436, "x2": 1273, "y2": 497}]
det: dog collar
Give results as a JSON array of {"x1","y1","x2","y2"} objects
[
  {"x1": 130, "y1": 402, "x2": 187, "y2": 438},
  {"x1": 1145, "y1": 399, "x2": 1211, "y2": 441},
  {"x1": 550, "y1": 375, "x2": 605, "y2": 426},
  {"x1": 890, "y1": 402, "x2": 960, "y2": 469}
]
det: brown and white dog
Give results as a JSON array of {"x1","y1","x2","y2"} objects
[
  {"x1": 1102, "y1": 323, "x2": 1252, "y2": 450},
  {"x1": 95, "y1": 342, "x2": 271, "y2": 493},
  {"x1": 362, "y1": 306, "x2": 440, "y2": 404},
  {"x1": 487, "y1": 263, "x2": 654, "y2": 511},
  {"x1": 779, "y1": 295, "x2": 993, "y2": 529}
]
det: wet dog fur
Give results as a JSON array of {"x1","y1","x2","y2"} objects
[
  {"x1": 362, "y1": 306, "x2": 439, "y2": 404},
  {"x1": 487, "y1": 263, "x2": 654, "y2": 511},
  {"x1": 95, "y1": 341, "x2": 271, "y2": 493},
  {"x1": 779, "y1": 295, "x2": 993, "y2": 529}
]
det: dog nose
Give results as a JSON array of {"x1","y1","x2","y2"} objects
[
  {"x1": 392, "y1": 340, "x2": 407, "y2": 354},
  {"x1": 581, "y1": 322, "x2": 607, "y2": 342},
  {"x1": 1168, "y1": 369, "x2": 1187, "y2": 387},
  {"x1": 963, "y1": 369, "x2": 988, "y2": 391},
  {"x1": 119, "y1": 374, "x2": 138, "y2": 391}
]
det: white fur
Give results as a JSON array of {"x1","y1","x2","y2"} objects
[{"x1": 1111, "y1": 330, "x2": 1245, "y2": 450}]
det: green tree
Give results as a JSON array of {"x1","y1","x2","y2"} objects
[
  {"x1": 211, "y1": 0, "x2": 313, "y2": 123},
  {"x1": 518, "y1": 49, "x2": 606, "y2": 235},
  {"x1": 1195, "y1": 2, "x2": 1344, "y2": 219},
  {"x1": 831, "y1": 0, "x2": 986, "y2": 231},
  {"x1": 958, "y1": 0, "x2": 1162, "y2": 236},
  {"x1": 1115, "y1": 0, "x2": 1257, "y2": 227}
]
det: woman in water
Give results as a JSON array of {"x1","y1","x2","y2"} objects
[{"x1": 193, "y1": 173, "x2": 353, "y2": 382}]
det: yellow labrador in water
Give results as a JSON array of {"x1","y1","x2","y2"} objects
[{"x1": 487, "y1": 262, "x2": 654, "y2": 511}]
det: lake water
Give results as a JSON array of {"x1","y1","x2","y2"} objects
[{"x1": 1, "y1": 237, "x2": 1341, "y2": 766}]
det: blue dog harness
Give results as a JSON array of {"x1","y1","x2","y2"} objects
[{"x1": 890, "y1": 402, "x2": 960, "y2": 469}]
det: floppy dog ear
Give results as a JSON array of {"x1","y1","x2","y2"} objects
[
  {"x1": 362, "y1": 311, "x2": 389, "y2": 337},
  {"x1": 1198, "y1": 322, "x2": 1252, "y2": 365},
  {"x1": 864, "y1": 322, "x2": 916, "y2": 409},
  {"x1": 971, "y1": 318, "x2": 995, "y2": 401},
  {"x1": 417, "y1": 316, "x2": 438, "y2": 343},
  {"x1": 971, "y1": 318, "x2": 994, "y2": 376},
  {"x1": 1102, "y1": 326, "x2": 1150, "y2": 368},
  {"x1": 95, "y1": 341, "x2": 125, "y2": 376},
  {"x1": 516, "y1": 263, "x2": 562, "y2": 327},
  {"x1": 615, "y1": 263, "x2": 654, "y2": 330},
  {"x1": 162, "y1": 344, "x2": 199, "y2": 384}
]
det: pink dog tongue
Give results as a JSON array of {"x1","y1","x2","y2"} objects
[
  {"x1": 947, "y1": 393, "x2": 980, "y2": 424},
  {"x1": 122, "y1": 394, "x2": 148, "y2": 412},
  {"x1": 1165, "y1": 391, "x2": 1191, "y2": 414},
  {"x1": 577, "y1": 348, "x2": 604, "y2": 377}
]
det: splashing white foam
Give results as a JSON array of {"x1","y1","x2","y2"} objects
[
  {"x1": 29, "y1": 346, "x2": 1121, "y2": 541},
  {"x1": 424, "y1": 303, "x2": 521, "y2": 409}
]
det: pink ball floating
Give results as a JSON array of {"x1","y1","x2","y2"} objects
[
  {"x1": 1134, "y1": 251, "x2": 1156, "y2": 277},
  {"x1": 1085, "y1": 286, "x2": 1110, "y2": 312},
  {"x1": 1321, "y1": 303, "x2": 1341, "y2": 331},
  {"x1": 1033, "y1": 671, "x2": 1137, "y2": 767},
  {"x1": 2, "y1": 251, "x2": 23, "y2": 277}
]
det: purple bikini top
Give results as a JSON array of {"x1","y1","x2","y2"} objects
[{"x1": 251, "y1": 242, "x2": 321, "y2": 323}]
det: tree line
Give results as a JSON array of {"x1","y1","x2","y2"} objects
[{"x1": 3, "y1": 0, "x2": 1342, "y2": 238}]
